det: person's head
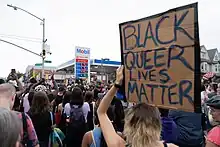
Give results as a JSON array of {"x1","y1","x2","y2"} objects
[
  {"x1": 206, "y1": 95, "x2": 220, "y2": 122},
  {"x1": 62, "y1": 91, "x2": 71, "y2": 107},
  {"x1": 94, "y1": 98, "x2": 115, "y2": 125},
  {"x1": 0, "y1": 108, "x2": 21, "y2": 147},
  {"x1": 29, "y1": 77, "x2": 37, "y2": 84},
  {"x1": 58, "y1": 86, "x2": 65, "y2": 96},
  {"x1": 0, "y1": 78, "x2": 5, "y2": 85},
  {"x1": 159, "y1": 108, "x2": 169, "y2": 117},
  {"x1": 0, "y1": 83, "x2": 16, "y2": 110},
  {"x1": 123, "y1": 103, "x2": 161, "y2": 147},
  {"x1": 47, "y1": 92, "x2": 55, "y2": 103},
  {"x1": 28, "y1": 91, "x2": 35, "y2": 106},
  {"x1": 34, "y1": 85, "x2": 47, "y2": 92},
  {"x1": 70, "y1": 87, "x2": 84, "y2": 106},
  {"x1": 30, "y1": 91, "x2": 50, "y2": 114},
  {"x1": 84, "y1": 91, "x2": 94, "y2": 103}
]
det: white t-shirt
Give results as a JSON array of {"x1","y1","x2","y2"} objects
[
  {"x1": 23, "y1": 93, "x2": 30, "y2": 113},
  {"x1": 64, "y1": 102, "x2": 90, "y2": 123}
]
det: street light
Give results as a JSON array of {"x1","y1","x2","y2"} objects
[
  {"x1": 101, "y1": 58, "x2": 110, "y2": 82},
  {"x1": 7, "y1": 4, "x2": 47, "y2": 78}
]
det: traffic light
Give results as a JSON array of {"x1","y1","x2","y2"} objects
[{"x1": 42, "y1": 49, "x2": 46, "y2": 57}]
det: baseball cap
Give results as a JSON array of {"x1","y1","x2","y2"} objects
[{"x1": 206, "y1": 95, "x2": 220, "y2": 109}]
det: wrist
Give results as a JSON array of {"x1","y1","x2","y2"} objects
[
  {"x1": 114, "y1": 82, "x2": 121, "y2": 89},
  {"x1": 115, "y1": 80, "x2": 121, "y2": 85}
]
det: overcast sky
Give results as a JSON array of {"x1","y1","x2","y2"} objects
[{"x1": 0, "y1": 0, "x2": 219, "y2": 77}]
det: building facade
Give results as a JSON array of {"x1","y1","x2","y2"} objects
[{"x1": 201, "y1": 45, "x2": 220, "y2": 75}]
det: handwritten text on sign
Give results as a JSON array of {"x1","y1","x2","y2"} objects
[{"x1": 120, "y1": 6, "x2": 197, "y2": 111}]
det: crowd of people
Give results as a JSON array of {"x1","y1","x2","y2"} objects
[{"x1": 0, "y1": 66, "x2": 220, "y2": 147}]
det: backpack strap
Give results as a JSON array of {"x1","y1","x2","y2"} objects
[
  {"x1": 21, "y1": 112, "x2": 28, "y2": 146},
  {"x1": 91, "y1": 131, "x2": 96, "y2": 147},
  {"x1": 92, "y1": 127, "x2": 102, "y2": 147},
  {"x1": 50, "y1": 112, "x2": 54, "y2": 125}
]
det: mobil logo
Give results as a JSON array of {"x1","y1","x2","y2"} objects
[{"x1": 76, "y1": 48, "x2": 90, "y2": 54}]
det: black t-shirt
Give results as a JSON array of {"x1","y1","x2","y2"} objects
[{"x1": 28, "y1": 111, "x2": 54, "y2": 143}]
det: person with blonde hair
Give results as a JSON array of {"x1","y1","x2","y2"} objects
[{"x1": 97, "y1": 66, "x2": 177, "y2": 147}]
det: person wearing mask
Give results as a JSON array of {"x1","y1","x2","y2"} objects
[
  {"x1": 0, "y1": 108, "x2": 21, "y2": 147},
  {"x1": 206, "y1": 95, "x2": 220, "y2": 147},
  {"x1": 97, "y1": 66, "x2": 177, "y2": 147},
  {"x1": 0, "y1": 83, "x2": 39, "y2": 147}
]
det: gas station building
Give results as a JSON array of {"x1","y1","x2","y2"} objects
[{"x1": 56, "y1": 58, "x2": 121, "y2": 83}]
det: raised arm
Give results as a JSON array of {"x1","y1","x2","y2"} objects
[{"x1": 97, "y1": 66, "x2": 125, "y2": 147}]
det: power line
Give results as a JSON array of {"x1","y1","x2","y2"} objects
[
  {"x1": 0, "y1": 33, "x2": 41, "y2": 40},
  {"x1": 0, "y1": 35, "x2": 41, "y2": 43}
]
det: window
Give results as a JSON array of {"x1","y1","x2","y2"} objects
[
  {"x1": 204, "y1": 63, "x2": 207, "y2": 71},
  {"x1": 215, "y1": 54, "x2": 219, "y2": 61},
  {"x1": 215, "y1": 64, "x2": 218, "y2": 72},
  {"x1": 201, "y1": 52, "x2": 205, "y2": 58},
  {"x1": 201, "y1": 64, "x2": 204, "y2": 70},
  {"x1": 218, "y1": 64, "x2": 220, "y2": 72}
]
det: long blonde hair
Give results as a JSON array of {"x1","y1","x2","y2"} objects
[{"x1": 123, "y1": 103, "x2": 161, "y2": 147}]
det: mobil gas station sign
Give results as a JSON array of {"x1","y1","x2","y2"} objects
[
  {"x1": 75, "y1": 46, "x2": 91, "y2": 82},
  {"x1": 75, "y1": 47, "x2": 90, "y2": 58}
]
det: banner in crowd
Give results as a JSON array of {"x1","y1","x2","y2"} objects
[
  {"x1": 74, "y1": 46, "x2": 91, "y2": 83},
  {"x1": 119, "y1": 3, "x2": 201, "y2": 112}
]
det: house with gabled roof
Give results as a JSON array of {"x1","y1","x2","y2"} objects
[
  {"x1": 201, "y1": 45, "x2": 211, "y2": 73},
  {"x1": 207, "y1": 48, "x2": 220, "y2": 74}
]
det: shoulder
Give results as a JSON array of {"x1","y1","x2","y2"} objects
[
  {"x1": 167, "y1": 143, "x2": 178, "y2": 147},
  {"x1": 207, "y1": 126, "x2": 220, "y2": 145},
  {"x1": 84, "y1": 131, "x2": 92, "y2": 140},
  {"x1": 64, "y1": 103, "x2": 70, "y2": 108},
  {"x1": 208, "y1": 126, "x2": 220, "y2": 137},
  {"x1": 83, "y1": 131, "x2": 93, "y2": 146},
  {"x1": 83, "y1": 102, "x2": 90, "y2": 109},
  {"x1": 13, "y1": 111, "x2": 28, "y2": 120},
  {"x1": 84, "y1": 102, "x2": 89, "y2": 106},
  {"x1": 58, "y1": 103, "x2": 63, "y2": 110}
]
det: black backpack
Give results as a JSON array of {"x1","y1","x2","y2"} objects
[
  {"x1": 69, "y1": 106, "x2": 86, "y2": 127},
  {"x1": 67, "y1": 105, "x2": 86, "y2": 147}
]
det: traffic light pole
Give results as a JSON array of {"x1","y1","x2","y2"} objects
[
  {"x1": 0, "y1": 39, "x2": 42, "y2": 57},
  {"x1": 42, "y1": 18, "x2": 45, "y2": 78},
  {"x1": 7, "y1": 4, "x2": 47, "y2": 78}
]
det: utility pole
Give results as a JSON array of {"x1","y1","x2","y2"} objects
[
  {"x1": 42, "y1": 18, "x2": 45, "y2": 78},
  {"x1": 101, "y1": 59, "x2": 104, "y2": 81},
  {"x1": 7, "y1": 4, "x2": 48, "y2": 78},
  {"x1": 100, "y1": 58, "x2": 110, "y2": 83}
]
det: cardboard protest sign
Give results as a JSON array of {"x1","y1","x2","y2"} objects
[{"x1": 119, "y1": 3, "x2": 201, "y2": 112}]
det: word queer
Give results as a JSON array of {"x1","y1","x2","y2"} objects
[
  {"x1": 123, "y1": 10, "x2": 194, "y2": 50},
  {"x1": 127, "y1": 80, "x2": 193, "y2": 106},
  {"x1": 124, "y1": 44, "x2": 193, "y2": 71}
]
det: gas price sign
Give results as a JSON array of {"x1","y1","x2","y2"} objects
[{"x1": 75, "y1": 46, "x2": 90, "y2": 82}]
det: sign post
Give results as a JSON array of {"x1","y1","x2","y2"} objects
[
  {"x1": 75, "y1": 46, "x2": 91, "y2": 83},
  {"x1": 119, "y1": 3, "x2": 201, "y2": 112}
]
